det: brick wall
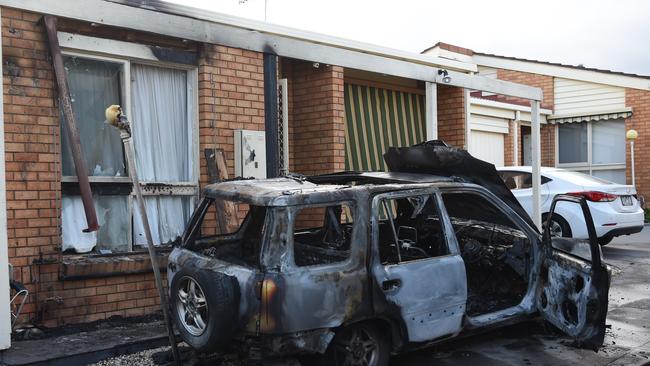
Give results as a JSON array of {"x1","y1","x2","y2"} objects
[
  {"x1": 504, "y1": 121, "x2": 515, "y2": 166},
  {"x1": 496, "y1": 69, "x2": 554, "y2": 110},
  {"x1": 540, "y1": 124, "x2": 555, "y2": 167},
  {"x1": 625, "y1": 89, "x2": 650, "y2": 198},
  {"x1": 284, "y1": 60, "x2": 345, "y2": 175},
  {"x1": 198, "y1": 45, "x2": 265, "y2": 228},
  {"x1": 496, "y1": 69, "x2": 555, "y2": 167},
  {"x1": 2, "y1": 8, "x2": 265, "y2": 327},
  {"x1": 437, "y1": 85, "x2": 466, "y2": 148}
]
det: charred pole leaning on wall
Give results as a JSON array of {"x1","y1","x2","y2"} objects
[
  {"x1": 105, "y1": 105, "x2": 181, "y2": 365},
  {"x1": 43, "y1": 15, "x2": 99, "y2": 232}
]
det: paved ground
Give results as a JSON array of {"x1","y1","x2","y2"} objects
[
  {"x1": 393, "y1": 226, "x2": 650, "y2": 366},
  {"x1": 82, "y1": 227, "x2": 650, "y2": 365}
]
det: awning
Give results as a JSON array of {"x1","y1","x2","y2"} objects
[{"x1": 548, "y1": 108, "x2": 633, "y2": 124}]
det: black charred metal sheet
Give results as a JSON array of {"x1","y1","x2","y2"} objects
[{"x1": 383, "y1": 140, "x2": 538, "y2": 232}]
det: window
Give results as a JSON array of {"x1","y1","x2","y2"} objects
[
  {"x1": 61, "y1": 53, "x2": 197, "y2": 254},
  {"x1": 377, "y1": 194, "x2": 448, "y2": 265},
  {"x1": 557, "y1": 119, "x2": 626, "y2": 183},
  {"x1": 498, "y1": 171, "x2": 551, "y2": 190},
  {"x1": 292, "y1": 203, "x2": 354, "y2": 267}
]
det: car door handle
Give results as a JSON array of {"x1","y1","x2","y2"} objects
[{"x1": 382, "y1": 279, "x2": 402, "y2": 292}]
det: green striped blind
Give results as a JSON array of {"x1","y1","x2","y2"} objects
[{"x1": 344, "y1": 83, "x2": 427, "y2": 171}]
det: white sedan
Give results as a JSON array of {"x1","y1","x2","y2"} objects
[{"x1": 497, "y1": 166, "x2": 644, "y2": 245}]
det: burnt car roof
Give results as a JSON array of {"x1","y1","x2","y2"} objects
[{"x1": 202, "y1": 172, "x2": 455, "y2": 206}]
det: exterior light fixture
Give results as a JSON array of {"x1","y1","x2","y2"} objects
[
  {"x1": 438, "y1": 69, "x2": 451, "y2": 84},
  {"x1": 627, "y1": 129, "x2": 638, "y2": 188}
]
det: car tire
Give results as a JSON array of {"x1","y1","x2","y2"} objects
[
  {"x1": 319, "y1": 323, "x2": 390, "y2": 366},
  {"x1": 543, "y1": 213, "x2": 572, "y2": 238},
  {"x1": 170, "y1": 267, "x2": 240, "y2": 353},
  {"x1": 598, "y1": 236, "x2": 614, "y2": 246}
]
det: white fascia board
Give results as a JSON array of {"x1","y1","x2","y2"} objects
[
  {"x1": 1, "y1": 0, "x2": 477, "y2": 72},
  {"x1": 471, "y1": 97, "x2": 552, "y2": 114},
  {"x1": 474, "y1": 54, "x2": 650, "y2": 91},
  {"x1": 1, "y1": 0, "x2": 544, "y2": 100}
]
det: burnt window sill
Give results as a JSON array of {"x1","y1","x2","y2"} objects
[{"x1": 60, "y1": 248, "x2": 172, "y2": 280}]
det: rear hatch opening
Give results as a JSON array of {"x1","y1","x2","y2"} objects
[{"x1": 182, "y1": 197, "x2": 268, "y2": 269}]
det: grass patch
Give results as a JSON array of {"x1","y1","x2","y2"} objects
[{"x1": 645, "y1": 209, "x2": 650, "y2": 223}]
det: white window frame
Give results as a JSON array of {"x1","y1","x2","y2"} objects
[
  {"x1": 554, "y1": 122, "x2": 626, "y2": 177},
  {"x1": 59, "y1": 36, "x2": 200, "y2": 252}
]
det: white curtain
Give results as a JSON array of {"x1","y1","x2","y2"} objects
[
  {"x1": 131, "y1": 64, "x2": 194, "y2": 245},
  {"x1": 62, "y1": 195, "x2": 129, "y2": 253},
  {"x1": 62, "y1": 56, "x2": 126, "y2": 177}
]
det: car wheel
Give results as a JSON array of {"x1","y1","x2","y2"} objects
[
  {"x1": 321, "y1": 323, "x2": 390, "y2": 366},
  {"x1": 170, "y1": 267, "x2": 240, "y2": 353},
  {"x1": 544, "y1": 214, "x2": 572, "y2": 238},
  {"x1": 598, "y1": 236, "x2": 614, "y2": 246}
]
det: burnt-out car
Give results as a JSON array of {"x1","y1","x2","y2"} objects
[{"x1": 167, "y1": 143, "x2": 610, "y2": 365}]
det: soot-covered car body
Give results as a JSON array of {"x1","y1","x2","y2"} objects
[{"x1": 167, "y1": 142, "x2": 610, "y2": 365}]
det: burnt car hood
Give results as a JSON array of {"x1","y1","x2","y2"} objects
[{"x1": 384, "y1": 140, "x2": 538, "y2": 232}]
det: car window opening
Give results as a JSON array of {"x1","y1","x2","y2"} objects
[
  {"x1": 378, "y1": 195, "x2": 449, "y2": 265},
  {"x1": 186, "y1": 198, "x2": 267, "y2": 268},
  {"x1": 293, "y1": 204, "x2": 354, "y2": 267},
  {"x1": 442, "y1": 192, "x2": 532, "y2": 317}
]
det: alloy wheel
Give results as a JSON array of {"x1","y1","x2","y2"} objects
[
  {"x1": 176, "y1": 276, "x2": 208, "y2": 336},
  {"x1": 333, "y1": 326, "x2": 380, "y2": 366}
]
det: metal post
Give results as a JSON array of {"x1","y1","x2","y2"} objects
[
  {"x1": 425, "y1": 82, "x2": 437, "y2": 141},
  {"x1": 107, "y1": 110, "x2": 180, "y2": 365},
  {"x1": 631, "y1": 140, "x2": 636, "y2": 188},
  {"x1": 464, "y1": 88, "x2": 471, "y2": 150},
  {"x1": 531, "y1": 100, "x2": 542, "y2": 230},
  {"x1": 263, "y1": 53, "x2": 279, "y2": 178},
  {"x1": 513, "y1": 111, "x2": 521, "y2": 166},
  {"x1": 44, "y1": 15, "x2": 99, "y2": 232}
]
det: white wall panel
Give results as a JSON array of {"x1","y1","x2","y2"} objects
[
  {"x1": 554, "y1": 78, "x2": 625, "y2": 115},
  {"x1": 469, "y1": 130, "x2": 505, "y2": 166}
]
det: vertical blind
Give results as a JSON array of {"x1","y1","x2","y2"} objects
[{"x1": 344, "y1": 83, "x2": 426, "y2": 172}]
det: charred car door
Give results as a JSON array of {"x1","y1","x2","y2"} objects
[
  {"x1": 370, "y1": 188, "x2": 467, "y2": 343},
  {"x1": 537, "y1": 194, "x2": 610, "y2": 349}
]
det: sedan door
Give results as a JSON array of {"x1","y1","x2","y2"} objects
[
  {"x1": 536, "y1": 194, "x2": 610, "y2": 349},
  {"x1": 370, "y1": 189, "x2": 467, "y2": 342}
]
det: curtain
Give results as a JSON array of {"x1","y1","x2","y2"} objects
[
  {"x1": 558, "y1": 123, "x2": 588, "y2": 164},
  {"x1": 592, "y1": 119, "x2": 625, "y2": 165},
  {"x1": 61, "y1": 56, "x2": 126, "y2": 177},
  {"x1": 131, "y1": 64, "x2": 194, "y2": 245},
  {"x1": 62, "y1": 195, "x2": 129, "y2": 253}
]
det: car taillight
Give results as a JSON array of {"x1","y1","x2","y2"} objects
[{"x1": 568, "y1": 191, "x2": 617, "y2": 202}]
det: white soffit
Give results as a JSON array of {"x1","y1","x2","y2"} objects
[{"x1": 474, "y1": 54, "x2": 650, "y2": 91}]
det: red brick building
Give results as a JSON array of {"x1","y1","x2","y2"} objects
[
  {"x1": 0, "y1": 1, "x2": 543, "y2": 347},
  {"x1": 424, "y1": 43, "x2": 650, "y2": 201}
]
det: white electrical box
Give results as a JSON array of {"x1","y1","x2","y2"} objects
[{"x1": 234, "y1": 130, "x2": 266, "y2": 179}]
